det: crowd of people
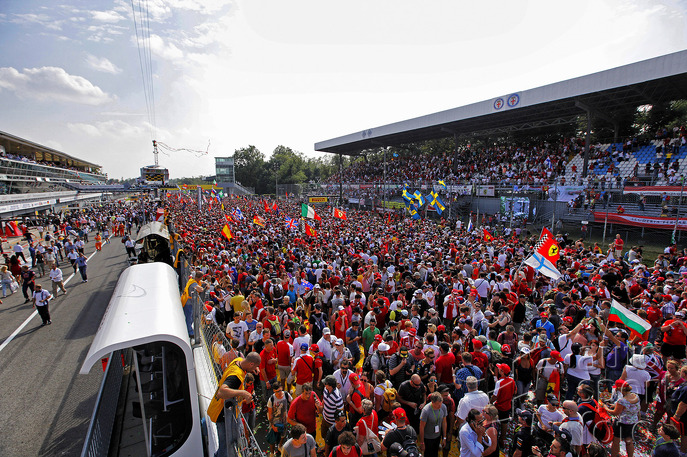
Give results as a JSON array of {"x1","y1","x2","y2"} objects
[{"x1": 166, "y1": 192, "x2": 687, "y2": 457}]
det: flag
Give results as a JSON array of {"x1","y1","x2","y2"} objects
[
  {"x1": 253, "y1": 215, "x2": 266, "y2": 227},
  {"x1": 225, "y1": 214, "x2": 234, "y2": 225},
  {"x1": 221, "y1": 202, "x2": 225, "y2": 211},
  {"x1": 221, "y1": 224, "x2": 233, "y2": 241},
  {"x1": 304, "y1": 222, "x2": 317, "y2": 237},
  {"x1": 386, "y1": 212, "x2": 392, "y2": 225},
  {"x1": 524, "y1": 252, "x2": 562, "y2": 280},
  {"x1": 301, "y1": 281, "x2": 314, "y2": 291},
  {"x1": 539, "y1": 227, "x2": 555, "y2": 241},
  {"x1": 213, "y1": 179, "x2": 217, "y2": 186},
  {"x1": 413, "y1": 190, "x2": 425, "y2": 207},
  {"x1": 401, "y1": 189, "x2": 413, "y2": 201},
  {"x1": 483, "y1": 229, "x2": 494, "y2": 242},
  {"x1": 333, "y1": 208, "x2": 347, "y2": 220},
  {"x1": 232, "y1": 208, "x2": 245, "y2": 220},
  {"x1": 438, "y1": 180, "x2": 446, "y2": 189},
  {"x1": 407, "y1": 203, "x2": 421, "y2": 220},
  {"x1": 263, "y1": 200, "x2": 271, "y2": 212},
  {"x1": 610, "y1": 299, "x2": 651, "y2": 340},
  {"x1": 534, "y1": 229, "x2": 560, "y2": 263},
  {"x1": 467, "y1": 219, "x2": 474, "y2": 232},
  {"x1": 301, "y1": 204, "x2": 321, "y2": 221},
  {"x1": 428, "y1": 191, "x2": 446, "y2": 215},
  {"x1": 272, "y1": 202, "x2": 278, "y2": 212},
  {"x1": 285, "y1": 217, "x2": 298, "y2": 230},
  {"x1": 547, "y1": 367, "x2": 561, "y2": 399}
]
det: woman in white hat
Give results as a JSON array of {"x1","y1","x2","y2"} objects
[{"x1": 620, "y1": 353, "x2": 652, "y2": 413}]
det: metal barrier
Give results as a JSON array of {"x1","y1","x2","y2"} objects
[
  {"x1": 194, "y1": 291, "x2": 267, "y2": 457},
  {"x1": 80, "y1": 349, "x2": 128, "y2": 457}
]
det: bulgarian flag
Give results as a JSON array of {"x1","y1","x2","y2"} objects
[
  {"x1": 304, "y1": 222, "x2": 317, "y2": 237},
  {"x1": 610, "y1": 299, "x2": 651, "y2": 340},
  {"x1": 221, "y1": 224, "x2": 233, "y2": 241},
  {"x1": 301, "y1": 203, "x2": 322, "y2": 221},
  {"x1": 333, "y1": 208, "x2": 347, "y2": 220}
]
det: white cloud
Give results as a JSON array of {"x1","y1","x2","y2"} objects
[
  {"x1": 68, "y1": 119, "x2": 159, "y2": 138},
  {"x1": 149, "y1": 34, "x2": 185, "y2": 62},
  {"x1": 90, "y1": 10, "x2": 125, "y2": 23},
  {"x1": 0, "y1": 67, "x2": 114, "y2": 105},
  {"x1": 85, "y1": 54, "x2": 122, "y2": 74}
]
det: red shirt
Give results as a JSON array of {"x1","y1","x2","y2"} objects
[
  {"x1": 494, "y1": 377, "x2": 516, "y2": 411},
  {"x1": 350, "y1": 385, "x2": 365, "y2": 412},
  {"x1": 357, "y1": 410, "x2": 379, "y2": 435},
  {"x1": 276, "y1": 340, "x2": 292, "y2": 366},
  {"x1": 260, "y1": 347, "x2": 278, "y2": 381},
  {"x1": 435, "y1": 353, "x2": 456, "y2": 384},
  {"x1": 471, "y1": 352, "x2": 489, "y2": 377},
  {"x1": 288, "y1": 394, "x2": 320, "y2": 435},
  {"x1": 663, "y1": 320, "x2": 687, "y2": 345},
  {"x1": 295, "y1": 355, "x2": 315, "y2": 385}
]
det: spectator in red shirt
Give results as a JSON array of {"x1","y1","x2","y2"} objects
[
  {"x1": 293, "y1": 343, "x2": 317, "y2": 396},
  {"x1": 260, "y1": 338, "x2": 278, "y2": 402},
  {"x1": 435, "y1": 342, "x2": 455, "y2": 384},
  {"x1": 347, "y1": 373, "x2": 366, "y2": 426},
  {"x1": 288, "y1": 383, "x2": 323, "y2": 437},
  {"x1": 276, "y1": 329, "x2": 293, "y2": 390},
  {"x1": 469, "y1": 339, "x2": 489, "y2": 376}
]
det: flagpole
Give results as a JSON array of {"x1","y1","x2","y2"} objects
[{"x1": 673, "y1": 175, "x2": 685, "y2": 244}]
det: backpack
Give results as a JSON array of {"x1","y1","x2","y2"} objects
[
  {"x1": 382, "y1": 387, "x2": 398, "y2": 412},
  {"x1": 392, "y1": 427, "x2": 419, "y2": 457},
  {"x1": 581, "y1": 399, "x2": 614, "y2": 444},
  {"x1": 271, "y1": 284, "x2": 284, "y2": 301},
  {"x1": 317, "y1": 354, "x2": 334, "y2": 377}
]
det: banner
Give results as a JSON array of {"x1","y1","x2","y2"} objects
[
  {"x1": 308, "y1": 196, "x2": 328, "y2": 203},
  {"x1": 380, "y1": 201, "x2": 406, "y2": 209},
  {"x1": 476, "y1": 185, "x2": 495, "y2": 197},
  {"x1": 623, "y1": 185, "x2": 684, "y2": 197},
  {"x1": 549, "y1": 185, "x2": 585, "y2": 202},
  {"x1": 592, "y1": 212, "x2": 687, "y2": 231}
]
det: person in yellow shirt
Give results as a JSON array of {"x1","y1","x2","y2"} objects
[
  {"x1": 181, "y1": 272, "x2": 205, "y2": 338},
  {"x1": 230, "y1": 291, "x2": 246, "y2": 315}
]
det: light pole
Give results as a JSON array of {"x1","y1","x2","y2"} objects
[{"x1": 673, "y1": 175, "x2": 685, "y2": 243}]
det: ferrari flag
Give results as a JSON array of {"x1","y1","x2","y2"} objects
[
  {"x1": 333, "y1": 208, "x2": 347, "y2": 220},
  {"x1": 304, "y1": 222, "x2": 317, "y2": 237}
]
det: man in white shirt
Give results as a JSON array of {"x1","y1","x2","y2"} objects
[
  {"x1": 13, "y1": 241, "x2": 26, "y2": 263},
  {"x1": 456, "y1": 376, "x2": 489, "y2": 428},
  {"x1": 226, "y1": 311, "x2": 249, "y2": 350},
  {"x1": 553, "y1": 401, "x2": 583, "y2": 454},
  {"x1": 317, "y1": 328, "x2": 333, "y2": 361},
  {"x1": 33, "y1": 283, "x2": 53, "y2": 326},
  {"x1": 48, "y1": 264, "x2": 67, "y2": 296}
]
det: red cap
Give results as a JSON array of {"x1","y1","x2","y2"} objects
[
  {"x1": 472, "y1": 339, "x2": 483, "y2": 350},
  {"x1": 502, "y1": 344, "x2": 512, "y2": 354},
  {"x1": 437, "y1": 325, "x2": 446, "y2": 332},
  {"x1": 408, "y1": 328, "x2": 417, "y2": 335},
  {"x1": 540, "y1": 312, "x2": 549, "y2": 318},
  {"x1": 496, "y1": 363, "x2": 511, "y2": 375},
  {"x1": 614, "y1": 379, "x2": 630, "y2": 389},
  {"x1": 374, "y1": 334, "x2": 383, "y2": 342},
  {"x1": 310, "y1": 344, "x2": 319, "y2": 352},
  {"x1": 550, "y1": 351, "x2": 564, "y2": 362},
  {"x1": 393, "y1": 407, "x2": 407, "y2": 421},
  {"x1": 562, "y1": 316, "x2": 574, "y2": 324},
  {"x1": 349, "y1": 373, "x2": 360, "y2": 384}
]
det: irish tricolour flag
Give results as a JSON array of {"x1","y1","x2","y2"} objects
[
  {"x1": 301, "y1": 204, "x2": 322, "y2": 221},
  {"x1": 609, "y1": 299, "x2": 651, "y2": 340}
]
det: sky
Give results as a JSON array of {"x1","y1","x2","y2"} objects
[{"x1": 0, "y1": 0, "x2": 686, "y2": 180}]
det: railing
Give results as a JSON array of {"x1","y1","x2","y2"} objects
[
  {"x1": 192, "y1": 289, "x2": 266, "y2": 457},
  {"x1": 80, "y1": 349, "x2": 128, "y2": 457}
]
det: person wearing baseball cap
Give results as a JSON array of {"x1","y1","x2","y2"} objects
[
  {"x1": 534, "y1": 351, "x2": 565, "y2": 404},
  {"x1": 512, "y1": 408, "x2": 535, "y2": 457},
  {"x1": 381, "y1": 407, "x2": 417, "y2": 455},
  {"x1": 535, "y1": 394, "x2": 564, "y2": 445},
  {"x1": 491, "y1": 363, "x2": 516, "y2": 446},
  {"x1": 536, "y1": 312, "x2": 556, "y2": 339},
  {"x1": 292, "y1": 342, "x2": 316, "y2": 396}
]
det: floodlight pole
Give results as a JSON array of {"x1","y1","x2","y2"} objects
[
  {"x1": 673, "y1": 175, "x2": 685, "y2": 243},
  {"x1": 383, "y1": 148, "x2": 387, "y2": 216}
]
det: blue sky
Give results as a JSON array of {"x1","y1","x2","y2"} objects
[{"x1": 0, "y1": 0, "x2": 686, "y2": 180}]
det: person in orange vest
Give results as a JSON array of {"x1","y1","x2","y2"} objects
[{"x1": 94, "y1": 232, "x2": 103, "y2": 251}]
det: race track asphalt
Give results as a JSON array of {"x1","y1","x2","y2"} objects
[{"x1": 0, "y1": 238, "x2": 130, "y2": 457}]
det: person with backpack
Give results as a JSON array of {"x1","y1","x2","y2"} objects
[
  {"x1": 267, "y1": 380, "x2": 292, "y2": 457},
  {"x1": 373, "y1": 371, "x2": 396, "y2": 421},
  {"x1": 329, "y1": 431, "x2": 361, "y2": 457},
  {"x1": 603, "y1": 380, "x2": 640, "y2": 457},
  {"x1": 322, "y1": 375, "x2": 345, "y2": 440},
  {"x1": 381, "y1": 408, "x2": 419, "y2": 457},
  {"x1": 293, "y1": 343, "x2": 318, "y2": 396},
  {"x1": 355, "y1": 399, "x2": 381, "y2": 457},
  {"x1": 576, "y1": 384, "x2": 613, "y2": 448}
]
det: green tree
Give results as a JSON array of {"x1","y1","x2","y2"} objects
[{"x1": 233, "y1": 145, "x2": 266, "y2": 191}]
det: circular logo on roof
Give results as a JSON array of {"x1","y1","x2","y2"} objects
[
  {"x1": 493, "y1": 98, "x2": 504, "y2": 110},
  {"x1": 507, "y1": 93, "x2": 520, "y2": 107}
]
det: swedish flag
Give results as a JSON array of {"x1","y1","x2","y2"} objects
[
  {"x1": 413, "y1": 190, "x2": 425, "y2": 207},
  {"x1": 438, "y1": 180, "x2": 446, "y2": 189},
  {"x1": 402, "y1": 188, "x2": 413, "y2": 201},
  {"x1": 429, "y1": 191, "x2": 446, "y2": 215},
  {"x1": 407, "y1": 203, "x2": 421, "y2": 220}
]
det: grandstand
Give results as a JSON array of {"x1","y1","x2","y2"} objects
[{"x1": 0, "y1": 130, "x2": 127, "y2": 218}]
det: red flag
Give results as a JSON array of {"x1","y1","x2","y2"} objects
[
  {"x1": 225, "y1": 214, "x2": 234, "y2": 225},
  {"x1": 253, "y1": 215, "x2": 266, "y2": 227},
  {"x1": 536, "y1": 229, "x2": 560, "y2": 263},
  {"x1": 263, "y1": 200, "x2": 270, "y2": 212},
  {"x1": 305, "y1": 222, "x2": 317, "y2": 237},
  {"x1": 272, "y1": 202, "x2": 278, "y2": 212},
  {"x1": 333, "y1": 208, "x2": 347, "y2": 220},
  {"x1": 547, "y1": 367, "x2": 561, "y2": 399},
  {"x1": 386, "y1": 212, "x2": 391, "y2": 226},
  {"x1": 540, "y1": 227, "x2": 555, "y2": 240},
  {"x1": 483, "y1": 229, "x2": 494, "y2": 242}
]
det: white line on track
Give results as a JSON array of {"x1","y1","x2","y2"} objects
[{"x1": 0, "y1": 247, "x2": 102, "y2": 354}]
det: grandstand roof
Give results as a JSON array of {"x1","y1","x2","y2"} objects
[
  {"x1": 315, "y1": 49, "x2": 687, "y2": 156},
  {"x1": 0, "y1": 130, "x2": 102, "y2": 170}
]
